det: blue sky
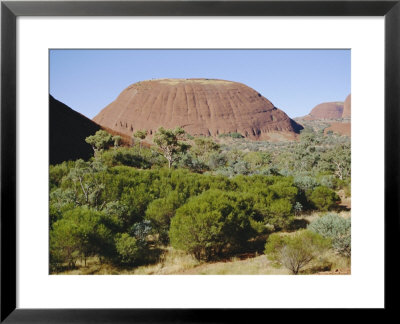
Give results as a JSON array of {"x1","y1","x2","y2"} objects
[{"x1": 50, "y1": 49, "x2": 350, "y2": 119}]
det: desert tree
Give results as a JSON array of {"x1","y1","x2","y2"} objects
[
  {"x1": 308, "y1": 186, "x2": 340, "y2": 211},
  {"x1": 169, "y1": 190, "x2": 253, "y2": 261},
  {"x1": 133, "y1": 129, "x2": 147, "y2": 154},
  {"x1": 308, "y1": 213, "x2": 351, "y2": 257},
  {"x1": 191, "y1": 137, "x2": 220, "y2": 162},
  {"x1": 319, "y1": 143, "x2": 351, "y2": 180},
  {"x1": 67, "y1": 159, "x2": 106, "y2": 208},
  {"x1": 85, "y1": 130, "x2": 114, "y2": 156},
  {"x1": 113, "y1": 135, "x2": 122, "y2": 149},
  {"x1": 265, "y1": 230, "x2": 331, "y2": 274},
  {"x1": 153, "y1": 127, "x2": 190, "y2": 168}
]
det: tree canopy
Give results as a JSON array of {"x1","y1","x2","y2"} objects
[{"x1": 153, "y1": 127, "x2": 190, "y2": 168}]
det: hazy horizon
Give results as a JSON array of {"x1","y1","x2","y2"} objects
[{"x1": 50, "y1": 49, "x2": 350, "y2": 119}]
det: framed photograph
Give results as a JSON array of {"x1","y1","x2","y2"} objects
[{"x1": 1, "y1": 0, "x2": 399, "y2": 322}]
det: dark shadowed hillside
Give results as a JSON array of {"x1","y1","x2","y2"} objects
[{"x1": 50, "y1": 95, "x2": 101, "y2": 164}]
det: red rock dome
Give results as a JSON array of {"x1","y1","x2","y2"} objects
[{"x1": 93, "y1": 78, "x2": 303, "y2": 141}]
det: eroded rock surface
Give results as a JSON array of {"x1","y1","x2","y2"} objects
[{"x1": 93, "y1": 78, "x2": 303, "y2": 140}]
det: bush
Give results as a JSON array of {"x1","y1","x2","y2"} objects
[
  {"x1": 50, "y1": 218, "x2": 81, "y2": 271},
  {"x1": 318, "y1": 175, "x2": 336, "y2": 189},
  {"x1": 247, "y1": 177, "x2": 298, "y2": 230},
  {"x1": 207, "y1": 152, "x2": 228, "y2": 170},
  {"x1": 169, "y1": 190, "x2": 254, "y2": 261},
  {"x1": 308, "y1": 213, "x2": 351, "y2": 257},
  {"x1": 218, "y1": 132, "x2": 244, "y2": 139},
  {"x1": 177, "y1": 152, "x2": 209, "y2": 173},
  {"x1": 100, "y1": 147, "x2": 151, "y2": 169},
  {"x1": 114, "y1": 233, "x2": 142, "y2": 265},
  {"x1": 265, "y1": 230, "x2": 331, "y2": 274},
  {"x1": 294, "y1": 175, "x2": 318, "y2": 191},
  {"x1": 49, "y1": 161, "x2": 73, "y2": 189},
  {"x1": 145, "y1": 191, "x2": 186, "y2": 244},
  {"x1": 267, "y1": 198, "x2": 294, "y2": 229},
  {"x1": 50, "y1": 207, "x2": 108, "y2": 269},
  {"x1": 308, "y1": 186, "x2": 340, "y2": 211}
]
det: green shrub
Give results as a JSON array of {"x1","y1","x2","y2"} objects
[
  {"x1": 177, "y1": 152, "x2": 209, "y2": 173},
  {"x1": 265, "y1": 230, "x2": 331, "y2": 274},
  {"x1": 85, "y1": 130, "x2": 115, "y2": 155},
  {"x1": 318, "y1": 175, "x2": 336, "y2": 189},
  {"x1": 50, "y1": 218, "x2": 81, "y2": 271},
  {"x1": 218, "y1": 132, "x2": 244, "y2": 139},
  {"x1": 294, "y1": 175, "x2": 318, "y2": 191},
  {"x1": 49, "y1": 161, "x2": 73, "y2": 189},
  {"x1": 207, "y1": 152, "x2": 228, "y2": 169},
  {"x1": 145, "y1": 191, "x2": 186, "y2": 244},
  {"x1": 169, "y1": 190, "x2": 254, "y2": 261},
  {"x1": 308, "y1": 213, "x2": 351, "y2": 257},
  {"x1": 114, "y1": 233, "x2": 142, "y2": 265},
  {"x1": 309, "y1": 186, "x2": 340, "y2": 211},
  {"x1": 50, "y1": 207, "x2": 108, "y2": 269},
  {"x1": 294, "y1": 202, "x2": 303, "y2": 216},
  {"x1": 100, "y1": 147, "x2": 151, "y2": 168},
  {"x1": 266, "y1": 198, "x2": 294, "y2": 229}
]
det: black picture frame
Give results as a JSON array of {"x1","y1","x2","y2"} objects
[{"x1": 1, "y1": 0, "x2": 399, "y2": 322}]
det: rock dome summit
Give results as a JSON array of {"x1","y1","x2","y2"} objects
[{"x1": 93, "y1": 78, "x2": 303, "y2": 141}]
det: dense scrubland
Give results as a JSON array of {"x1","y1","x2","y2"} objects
[{"x1": 50, "y1": 126, "x2": 351, "y2": 275}]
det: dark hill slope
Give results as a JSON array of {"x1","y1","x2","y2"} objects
[{"x1": 50, "y1": 95, "x2": 100, "y2": 164}]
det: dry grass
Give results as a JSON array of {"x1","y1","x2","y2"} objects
[
  {"x1": 55, "y1": 247, "x2": 349, "y2": 275},
  {"x1": 55, "y1": 247, "x2": 290, "y2": 275},
  {"x1": 55, "y1": 245, "x2": 349, "y2": 276},
  {"x1": 54, "y1": 258, "x2": 122, "y2": 275},
  {"x1": 303, "y1": 250, "x2": 351, "y2": 274},
  {"x1": 55, "y1": 245, "x2": 349, "y2": 275},
  {"x1": 297, "y1": 210, "x2": 351, "y2": 224},
  {"x1": 133, "y1": 247, "x2": 200, "y2": 275},
  {"x1": 176, "y1": 254, "x2": 289, "y2": 275}
]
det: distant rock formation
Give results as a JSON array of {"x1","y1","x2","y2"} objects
[
  {"x1": 295, "y1": 94, "x2": 351, "y2": 137},
  {"x1": 301, "y1": 94, "x2": 351, "y2": 120},
  {"x1": 342, "y1": 94, "x2": 351, "y2": 118},
  {"x1": 93, "y1": 78, "x2": 303, "y2": 141},
  {"x1": 50, "y1": 95, "x2": 100, "y2": 164},
  {"x1": 304, "y1": 102, "x2": 344, "y2": 120}
]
